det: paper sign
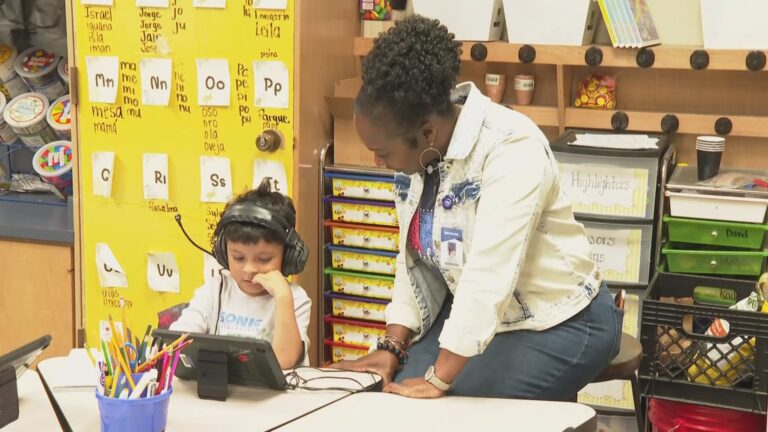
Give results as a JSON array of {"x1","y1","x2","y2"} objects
[
  {"x1": 96, "y1": 243, "x2": 128, "y2": 288},
  {"x1": 82, "y1": 0, "x2": 113, "y2": 5},
  {"x1": 99, "y1": 320, "x2": 124, "y2": 342},
  {"x1": 586, "y1": 227, "x2": 632, "y2": 274},
  {"x1": 253, "y1": 61, "x2": 289, "y2": 109},
  {"x1": 147, "y1": 252, "x2": 180, "y2": 293},
  {"x1": 136, "y1": 0, "x2": 169, "y2": 6},
  {"x1": 193, "y1": 0, "x2": 226, "y2": 8},
  {"x1": 140, "y1": 58, "x2": 172, "y2": 106},
  {"x1": 201, "y1": 156, "x2": 232, "y2": 203},
  {"x1": 204, "y1": 252, "x2": 223, "y2": 285},
  {"x1": 558, "y1": 163, "x2": 646, "y2": 216},
  {"x1": 92, "y1": 152, "x2": 115, "y2": 198},
  {"x1": 253, "y1": 0, "x2": 287, "y2": 9},
  {"x1": 196, "y1": 59, "x2": 231, "y2": 106},
  {"x1": 86, "y1": 56, "x2": 120, "y2": 104},
  {"x1": 253, "y1": 159, "x2": 288, "y2": 195},
  {"x1": 143, "y1": 153, "x2": 169, "y2": 200}
]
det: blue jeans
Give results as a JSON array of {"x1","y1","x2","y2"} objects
[{"x1": 395, "y1": 283, "x2": 623, "y2": 400}]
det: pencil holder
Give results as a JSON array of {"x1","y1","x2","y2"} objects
[{"x1": 96, "y1": 388, "x2": 172, "y2": 432}]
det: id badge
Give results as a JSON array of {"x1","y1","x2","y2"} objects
[{"x1": 440, "y1": 227, "x2": 464, "y2": 269}]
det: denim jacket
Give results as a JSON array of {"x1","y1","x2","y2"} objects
[{"x1": 385, "y1": 82, "x2": 602, "y2": 357}]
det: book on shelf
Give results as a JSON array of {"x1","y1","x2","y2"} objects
[{"x1": 598, "y1": 0, "x2": 660, "y2": 48}]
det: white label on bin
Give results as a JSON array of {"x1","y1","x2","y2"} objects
[
  {"x1": 559, "y1": 163, "x2": 648, "y2": 218},
  {"x1": 585, "y1": 227, "x2": 643, "y2": 283}
]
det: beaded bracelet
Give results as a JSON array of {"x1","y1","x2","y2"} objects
[{"x1": 376, "y1": 337, "x2": 409, "y2": 368}]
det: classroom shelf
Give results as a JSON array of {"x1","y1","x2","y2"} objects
[
  {"x1": 564, "y1": 109, "x2": 768, "y2": 139},
  {"x1": 354, "y1": 37, "x2": 768, "y2": 72}
]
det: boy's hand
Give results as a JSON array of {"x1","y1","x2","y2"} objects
[{"x1": 251, "y1": 271, "x2": 292, "y2": 299}]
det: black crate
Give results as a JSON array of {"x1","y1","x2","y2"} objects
[{"x1": 639, "y1": 272, "x2": 768, "y2": 413}]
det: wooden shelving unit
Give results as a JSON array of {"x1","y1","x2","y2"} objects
[{"x1": 354, "y1": 37, "x2": 768, "y2": 170}]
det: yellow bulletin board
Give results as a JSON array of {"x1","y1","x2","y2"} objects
[{"x1": 73, "y1": 0, "x2": 295, "y2": 344}]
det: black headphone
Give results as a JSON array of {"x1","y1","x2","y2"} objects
[{"x1": 211, "y1": 202, "x2": 308, "y2": 276}]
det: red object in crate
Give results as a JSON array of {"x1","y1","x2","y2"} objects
[{"x1": 648, "y1": 398, "x2": 764, "y2": 432}]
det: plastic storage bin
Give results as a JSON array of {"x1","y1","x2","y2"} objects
[
  {"x1": 666, "y1": 191, "x2": 768, "y2": 224},
  {"x1": 328, "y1": 245, "x2": 397, "y2": 275},
  {"x1": 325, "y1": 172, "x2": 395, "y2": 202},
  {"x1": 412, "y1": 0, "x2": 505, "y2": 41},
  {"x1": 327, "y1": 197, "x2": 398, "y2": 227},
  {"x1": 551, "y1": 131, "x2": 669, "y2": 220},
  {"x1": 639, "y1": 272, "x2": 768, "y2": 413},
  {"x1": 664, "y1": 216, "x2": 768, "y2": 250},
  {"x1": 326, "y1": 292, "x2": 388, "y2": 322},
  {"x1": 662, "y1": 246, "x2": 768, "y2": 277},
  {"x1": 326, "y1": 221, "x2": 399, "y2": 252},
  {"x1": 325, "y1": 339, "x2": 369, "y2": 363},
  {"x1": 582, "y1": 218, "x2": 653, "y2": 285},
  {"x1": 326, "y1": 268, "x2": 394, "y2": 300},
  {"x1": 325, "y1": 316, "x2": 386, "y2": 348}
]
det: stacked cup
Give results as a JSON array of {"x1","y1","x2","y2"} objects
[{"x1": 696, "y1": 136, "x2": 725, "y2": 180}]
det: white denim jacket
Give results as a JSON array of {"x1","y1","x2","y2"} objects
[{"x1": 385, "y1": 82, "x2": 602, "y2": 357}]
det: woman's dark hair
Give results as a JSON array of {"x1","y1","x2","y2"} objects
[
  {"x1": 218, "y1": 177, "x2": 296, "y2": 246},
  {"x1": 355, "y1": 15, "x2": 462, "y2": 141}
]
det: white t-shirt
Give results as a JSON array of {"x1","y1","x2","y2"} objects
[{"x1": 170, "y1": 270, "x2": 312, "y2": 366}]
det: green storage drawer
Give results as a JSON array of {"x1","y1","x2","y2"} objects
[
  {"x1": 664, "y1": 216, "x2": 768, "y2": 250},
  {"x1": 662, "y1": 246, "x2": 768, "y2": 276}
]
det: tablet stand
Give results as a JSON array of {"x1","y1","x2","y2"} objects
[
  {"x1": 0, "y1": 366, "x2": 19, "y2": 428},
  {"x1": 197, "y1": 349, "x2": 228, "y2": 401}
]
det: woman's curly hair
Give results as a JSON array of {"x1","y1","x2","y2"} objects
[{"x1": 355, "y1": 15, "x2": 462, "y2": 141}]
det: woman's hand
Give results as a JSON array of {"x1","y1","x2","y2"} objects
[
  {"x1": 333, "y1": 350, "x2": 400, "y2": 385},
  {"x1": 384, "y1": 378, "x2": 445, "y2": 399}
]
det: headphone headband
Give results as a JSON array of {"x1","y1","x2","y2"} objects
[{"x1": 215, "y1": 202, "x2": 293, "y2": 241}]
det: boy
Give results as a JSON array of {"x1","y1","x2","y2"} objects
[{"x1": 171, "y1": 179, "x2": 311, "y2": 369}]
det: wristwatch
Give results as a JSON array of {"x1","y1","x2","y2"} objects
[{"x1": 424, "y1": 365, "x2": 452, "y2": 391}]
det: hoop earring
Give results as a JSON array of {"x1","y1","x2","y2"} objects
[{"x1": 419, "y1": 142, "x2": 442, "y2": 174}]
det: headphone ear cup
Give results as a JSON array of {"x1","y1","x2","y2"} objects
[
  {"x1": 281, "y1": 235, "x2": 308, "y2": 276},
  {"x1": 213, "y1": 233, "x2": 229, "y2": 269}
]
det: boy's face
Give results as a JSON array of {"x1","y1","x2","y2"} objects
[{"x1": 227, "y1": 240, "x2": 284, "y2": 297}]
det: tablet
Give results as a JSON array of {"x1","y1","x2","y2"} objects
[
  {"x1": 152, "y1": 329, "x2": 287, "y2": 391},
  {"x1": 0, "y1": 335, "x2": 52, "y2": 379}
]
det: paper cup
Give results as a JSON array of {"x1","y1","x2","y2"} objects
[
  {"x1": 96, "y1": 388, "x2": 172, "y2": 432},
  {"x1": 0, "y1": 92, "x2": 19, "y2": 144},
  {"x1": 4, "y1": 92, "x2": 56, "y2": 147},
  {"x1": 14, "y1": 48, "x2": 61, "y2": 90},
  {"x1": 33, "y1": 141, "x2": 73, "y2": 197},
  {"x1": 0, "y1": 44, "x2": 29, "y2": 100}
]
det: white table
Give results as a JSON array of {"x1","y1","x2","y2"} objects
[
  {"x1": 37, "y1": 349, "x2": 379, "y2": 432},
  {"x1": 3, "y1": 371, "x2": 61, "y2": 431},
  {"x1": 276, "y1": 392, "x2": 597, "y2": 432}
]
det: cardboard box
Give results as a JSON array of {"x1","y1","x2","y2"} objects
[
  {"x1": 412, "y1": 0, "x2": 505, "y2": 41},
  {"x1": 503, "y1": 0, "x2": 599, "y2": 46},
  {"x1": 326, "y1": 77, "x2": 378, "y2": 167}
]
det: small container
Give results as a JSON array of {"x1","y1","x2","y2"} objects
[
  {"x1": 325, "y1": 339, "x2": 369, "y2": 363},
  {"x1": 33, "y1": 141, "x2": 73, "y2": 197},
  {"x1": 4, "y1": 92, "x2": 56, "y2": 147},
  {"x1": 662, "y1": 245, "x2": 768, "y2": 277},
  {"x1": 0, "y1": 44, "x2": 29, "y2": 100},
  {"x1": 328, "y1": 245, "x2": 397, "y2": 275},
  {"x1": 327, "y1": 292, "x2": 388, "y2": 322},
  {"x1": 0, "y1": 93, "x2": 19, "y2": 144},
  {"x1": 58, "y1": 58, "x2": 69, "y2": 89},
  {"x1": 14, "y1": 48, "x2": 62, "y2": 90},
  {"x1": 328, "y1": 197, "x2": 398, "y2": 227},
  {"x1": 325, "y1": 316, "x2": 386, "y2": 348},
  {"x1": 46, "y1": 94, "x2": 71, "y2": 140},
  {"x1": 326, "y1": 172, "x2": 395, "y2": 201},
  {"x1": 326, "y1": 268, "x2": 395, "y2": 300},
  {"x1": 96, "y1": 388, "x2": 172, "y2": 432},
  {"x1": 327, "y1": 222, "x2": 399, "y2": 251}
]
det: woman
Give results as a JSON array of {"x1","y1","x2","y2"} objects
[{"x1": 336, "y1": 15, "x2": 623, "y2": 400}]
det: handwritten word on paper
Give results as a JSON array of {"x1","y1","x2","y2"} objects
[
  {"x1": 253, "y1": 61, "x2": 288, "y2": 108},
  {"x1": 92, "y1": 152, "x2": 115, "y2": 198},
  {"x1": 143, "y1": 153, "x2": 169, "y2": 200},
  {"x1": 87, "y1": 56, "x2": 120, "y2": 103},
  {"x1": 200, "y1": 156, "x2": 232, "y2": 203},
  {"x1": 197, "y1": 59, "x2": 231, "y2": 106},
  {"x1": 96, "y1": 243, "x2": 128, "y2": 288},
  {"x1": 147, "y1": 252, "x2": 180, "y2": 293},
  {"x1": 140, "y1": 58, "x2": 172, "y2": 105}
]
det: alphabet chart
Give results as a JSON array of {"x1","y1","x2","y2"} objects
[{"x1": 76, "y1": 0, "x2": 295, "y2": 344}]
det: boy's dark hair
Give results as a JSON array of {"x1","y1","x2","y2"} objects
[
  {"x1": 355, "y1": 15, "x2": 462, "y2": 142},
  {"x1": 217, "y1": 177, "x2": 296, "y2": 246}
]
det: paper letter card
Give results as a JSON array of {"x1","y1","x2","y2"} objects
[
  {"x1": 147, "y1": 252, "x2": 180, "y2": 293},
  {"x1": 96, "y1": 243, "x2": 128, "y2": 288},
  {"x1": 143, "y1": 153, "x2": 169, "y2": 200},
  {"x1": 197, "y1": 59, "x2": 231, "y2": 106},
  {"x1": 201, "y1": 156, "x2": 232, "y2": 203},
  {"x1": 87, "y1": 56, "x2": 120, "y2": 103},
  {"x1": 92, "y1": 152, "x2": 115, "y2": 197}
]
